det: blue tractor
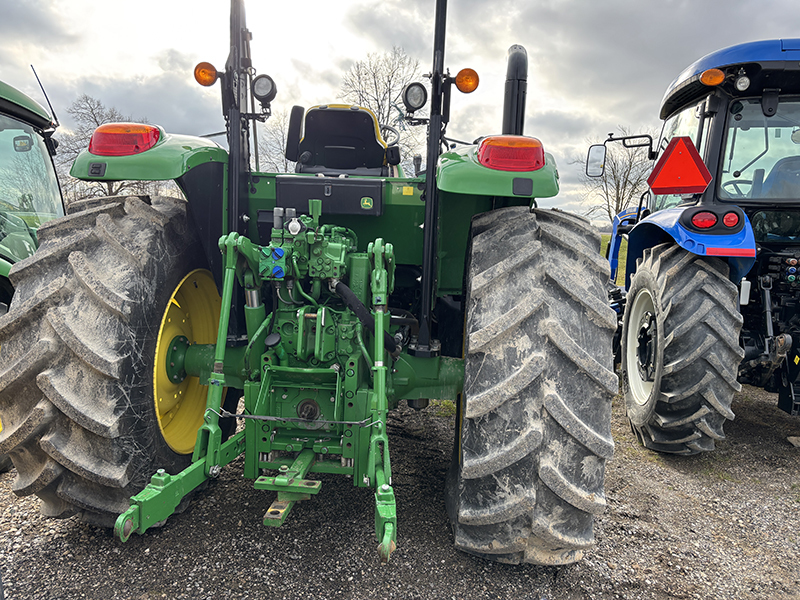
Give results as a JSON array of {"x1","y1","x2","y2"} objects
[{"x1": 590, "y1": 39, "x2": 800, "y2": 454}]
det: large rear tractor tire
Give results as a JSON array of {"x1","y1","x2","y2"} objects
[
  {"x1": 446, "y1": 207, "x2": 618, "y2": 566},
  {"x1": 622, "y1": 243, "x2": 743, "y2": 454},
  {"x1": 0, "y1": 281, "x2": 15, "y2": 473},
  {"x1": 0, "y1": 195, "x2": 223, "y2": 525}
]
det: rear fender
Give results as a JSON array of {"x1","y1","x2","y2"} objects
[
  {"x1": 70, "y1": 129, "x2": 228, "y2": 184},
  {"x1": 608, "y1": 206, "x2": 642, "y2": 282},
  {"x1": 70, "y1": 130, "x2": 229, "y2": 285},
  {"x1": 434, "y1": 144, "x2": 558, "y2": 295},
  {"x1": 626, "y1": 207, "x2": 756, "y2": 289},
  {"x1": 436, "y1": 145, "x2": 559, "y2": 203}
]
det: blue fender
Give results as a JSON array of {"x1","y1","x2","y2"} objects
[
  {"x1": 624, "y1": 208, "x2": 756, "y2": 288},
  {"x1": 608, "y1": 206, "x2": 643, "y2": 282}
]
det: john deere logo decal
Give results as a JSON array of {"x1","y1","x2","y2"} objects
[{"x1": 360, "y1": 197, "x2": 373, "y2": 210}]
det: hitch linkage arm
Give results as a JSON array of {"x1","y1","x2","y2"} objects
[
  {"x1": 115, "y1": 233, "x2": 245, "y2": 541},
  {"x1": 368, "y1": 238, "x2": 397, "y2": 563}
]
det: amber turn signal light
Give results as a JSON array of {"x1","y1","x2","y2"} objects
[
  {"x1": 700, "y1": 68, "x2": 725, "y2": 86},
  {"x1": 455, "y1": 68, "x2": 479, "y2": 93},
  {"x1": 194, "y1": 62, "x2": 219, "y2": 87}
]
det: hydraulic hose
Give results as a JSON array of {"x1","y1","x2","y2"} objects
[
  {"x1": 291, "y1": 256, "x2": 319, "y2": 309},
  {"x1": 333, "y1": 280, "x2": 398, "y2": 356}
]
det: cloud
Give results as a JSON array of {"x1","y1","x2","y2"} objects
[
  {"x1": 156, "y1": 49, "x2": 195, "y2": 74},
  {"x1": 0, "y1": 0, "x2": 76, "y2": 42},
  {"x1": 0, "y1": 1, "x2": 80, "y2": 98},
  {"x1": 344, "y1": 3, "x2": 432, "y2": 62},
  {"x1": 289, "y1": 59, "x2": 342, "y2": 92},
  {"x1": 50, "y1": 49, "x2": 224, "y2": 139},
  {"x1": 525, "y1": 109, "x2": 597, "y2": 141}
]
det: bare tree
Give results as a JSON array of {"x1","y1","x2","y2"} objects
[
  {"x1": 340, "y1": 47, "x2": 426, "y2": 175},
  {"x1": 256, "y1": 109, "x2": 296, "y2": 173},
  {"x1": 341, "y1": 47, "x2": 421, "y2": 125},
  {"x1": 577, "y1": 126, "x2": 656, "y2": 223},
  {"x1": 54, "y1": 95, "x2": 178, "y2": 204}
]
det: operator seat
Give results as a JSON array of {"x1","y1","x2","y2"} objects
[
  {"x1": 761, "y1": 156, "x2": 800, "y2": 198},
  {"x1": 285, "y1": 104, "x2": 398, "y2": 176}
]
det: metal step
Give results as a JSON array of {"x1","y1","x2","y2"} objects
[{"x1": 789, "y1": 382, "x2": 800, "y2": 416}]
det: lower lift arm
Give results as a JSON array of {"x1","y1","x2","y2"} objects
[{"x1": 115, "y1": 233, "x2": 244, "y2": 541}]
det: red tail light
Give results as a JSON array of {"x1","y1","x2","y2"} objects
[
  {"x1": 691, "y1": 211, "x2": 717, "y2": 228},
  {"x1": 89, "y1": 123, "x2": 161, "y2": 156},
  {"x1": 478, "y1": 135, "x2": 545, "y2": 172},
  {"x1": 722, "y1": 212, "x2": 739, "y2": 227}
]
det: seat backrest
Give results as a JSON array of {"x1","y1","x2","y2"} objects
[
  {"x1": 295, "y1": 105, "x2": 387, "y2": 173},
  {"x1": 762, "y1": 156, "x2": 800, "y2": 198}
]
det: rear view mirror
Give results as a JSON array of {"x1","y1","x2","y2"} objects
[
  {"x1": 14, "y1": 135, "x2": 33, "y2": 153},
  {"x1": 586, "y1": 144, "x2": 606, "y2": 177}
]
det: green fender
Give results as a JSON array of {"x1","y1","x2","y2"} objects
[
  {"x1": 436, "y1": 144, "x2": 559, "y2": 200},
  {"x1": 70, "y1": 127, "x2": 229, "y2": 182}
]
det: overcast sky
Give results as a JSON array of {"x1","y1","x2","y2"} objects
[{"x1": 2, "y1": 0, "x2": 799, "y2": 215}]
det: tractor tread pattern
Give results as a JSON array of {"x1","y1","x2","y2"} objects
[
  {"x1": 624, "y1": 243, "x2": 743, "y2": 454},
  {"x1": 69, "y1": 251, "x2": 133, "y2": 319},
  {"x1": 0, "y1": 195, "x2": 197, "y2": 523},
  {"x1": 37, "y1": 370, "x2": 122, "y2": 438},
  {"x1": 448, "y1": 207, "x2": 616, "y2": 566}
]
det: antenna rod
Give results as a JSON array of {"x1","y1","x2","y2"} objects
[{"x1": 30, "y1": 65, "x2": 60, "y2": 129}]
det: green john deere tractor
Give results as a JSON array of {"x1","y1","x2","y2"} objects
[
  {"x1": 0, "y1": 78, "x2": 65, "y2": 472},
  {"x1": 0, "y1": 0, "x2": 615, "y2": 565}
]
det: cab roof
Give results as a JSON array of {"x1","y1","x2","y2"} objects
[
  {"x1": 660, "y1": 39, "x2": 800, "y2": 120},
  {"x1": 0, "y1": 79, "x2": 55, "y2": 131}
]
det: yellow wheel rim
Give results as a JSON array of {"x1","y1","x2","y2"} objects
[{"x1": 153, "y1": 269, "x2": 221, "y2": 454}]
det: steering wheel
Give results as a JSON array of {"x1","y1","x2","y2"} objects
[
  {"x1": 380, "y1": 124, "x2": 400, "y2": 147},
  {"x1": 722, "y1": 180, "x2": 752, "y2": 198}
]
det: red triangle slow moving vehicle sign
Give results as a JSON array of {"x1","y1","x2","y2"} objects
[{"x1": 647, "y1": 136, "x2": 712, "y2": 195}]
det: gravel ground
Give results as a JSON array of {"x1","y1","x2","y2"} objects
[{"x1": 1, "y1": 386, "x2": 799, "y2": 599}]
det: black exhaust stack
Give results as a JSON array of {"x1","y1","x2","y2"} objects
[{"x1": 502, "y1": 45, "x2": 528, "y2": 135}]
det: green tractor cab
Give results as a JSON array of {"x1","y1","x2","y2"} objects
[
  {"x1": 0, "y1": 80, "x2": 64, "y2": 311},
  {"x1": 0, "y1": 0, "x2": 615, "y2": 566},
  {"x1": 0, "y1": 78, "x2": 65, "y2": 473}
]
